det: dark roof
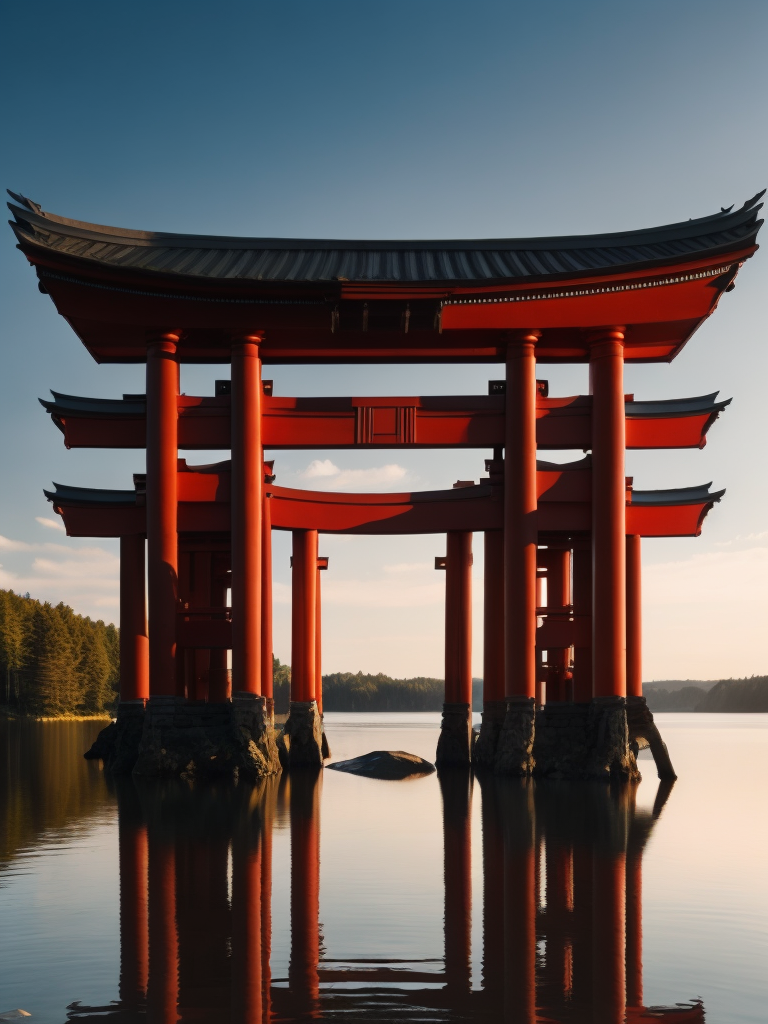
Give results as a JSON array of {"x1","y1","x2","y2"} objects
[
  {"x1": 8, "y1": 190, "x2": 763, "y2": 286},
  {"x1": 40, "y1": 391, "x2": 147, "y2": 417},
  {"x1": 44, "y1": 482, "x2": 137, "y2": 506},
  {"x1": 630, "y1": 483, "x2": 724, "y2": 506},
  {"x1": 625, "y1": 393, "x2": 731, "y2": 418}
]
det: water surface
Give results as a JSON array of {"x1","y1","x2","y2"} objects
[{"x1": 1, "y1": 713, "x2": 766, "y2": 1022}]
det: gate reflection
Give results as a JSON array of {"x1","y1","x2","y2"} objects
[{"x1": 66, "y1": 772, "x2": 703, "y2": 1023}]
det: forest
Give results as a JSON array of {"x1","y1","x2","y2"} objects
[{"x1": 0, "y1": 589, "x2": 119, "y2": 717}]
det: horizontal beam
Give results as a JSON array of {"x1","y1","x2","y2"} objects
[{"x1": 46, "y1": 393, "x2": 724, "y2": 451}]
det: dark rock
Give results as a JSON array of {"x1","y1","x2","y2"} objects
[
  {"x1": 583, "y1": 697, "x2": 640, "y2": 782},
  {"x1": 626, "y1": 695, "x2": 676, "y2": 780},
  {"x1": 435, "y1": 702, "x2": 472, "y2": 768},
  {"x1": 84, "y1": 700, "x2": 146, "y2": 774},
  {"x1": 327, "y1": 750, "x2": 435, "y2": 780},
  {"x1": 494, "y1": 697, "x2": 536, "y2": 776}
]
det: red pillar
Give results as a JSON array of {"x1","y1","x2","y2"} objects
[
  {"x1": 118, "y1": 814, "x2": 149, "y2": 1008},
  {"x1": 543, "y1": 549, "x2": 571, "y2": 703},
  {"x1": 208, "y1": 564, "x2": 231, "y2": 702},
  {"x1": 120, "y1": 534, "x2": 149, "y2": 703},
  {"x1": 289, "y1": 774, "x2": 321, "y2": 1016},
  {"x1": 231, "y1": 335, "x2": 264, "y2": 696},
  {"x1": 545, "y1": 844, "x2": 574, "y2": 1001},
  {"x1": 441, "y1": 774, "x2": 472, "y2": 999},
  {"x1": 626, "y1": 535, "x2": 643, "y2": 699},
  {"x1": 315, "y1": 564, "x2": 323, "y2": 715},
  {"x1": 483, "y1": 530, "x2": 505, "y2": 703},
  {"x1": 625, "y1": 841, "x2": 643, "y2": 1008},
  {"x1": 261, "y1": 494, "x2": 273, "y2": 705},
  {"x1": 592, "y1": 849, "x2": 627, "y2": 1024},
  {"x1": 231, "y1": 830, "x2": 263, "y2": 1024},
  {"x1": 572, "y1": 545, "x2": 593, "y2": 702},
  {"x1": 291, "y1": 530, "x2": 317, "y2": 703},
  {"x1": 590, "y1": 331, "x2": 627, "y2": 698},
  {"x1": 504, "y1": 334, "x2": 539, "y2": 700},
  {"x1": 147, "y1": 832, "x2": 179, "y2": 1022},
  {"x1": 445, "y1": 531, "x2": 473, "y2": 705},
  {"x1": 146, "y1": 334, "x2": 179, "y2": 696}
]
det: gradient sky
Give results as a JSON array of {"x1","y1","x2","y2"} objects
[{"x1": 1, "y1": 0, "x2": 766, "y2": 680}]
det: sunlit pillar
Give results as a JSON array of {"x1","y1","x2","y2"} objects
[{"x1": 120, "y1": 534, "x2": 149, "y2": 703}]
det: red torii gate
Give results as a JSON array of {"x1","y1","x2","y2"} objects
[{"x1": 9, "y1": 186, "x2": 762, "y2": 777}]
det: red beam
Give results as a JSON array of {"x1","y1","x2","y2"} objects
[{"x1": 51, "y1": 394, "x2": 721, "y2": 451}]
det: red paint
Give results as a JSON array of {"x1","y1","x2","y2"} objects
[
  {"x1": 572, "y1": 546, "x2": 593, "y2": 702},
  {"x1": 261, "y1": 495, "x2": 273, "y2": 700},
  {"x1": 483, "y1": 530, "x2": 505, "y2": 702},
  {"x1": 231, "y1": 336, "x2": 263, "y2": 695},
  {"x1": 626, "y1": 536, "x2": 643, "y2": 699},
  {"x1": 315, "y1": 564, "x2": 323, "y2": 715},
  {"x1": 445, "y1": 531, "x2": 473, "y2": 704},
  {"x1": 119, "y1": 534, "x2": 149, "y2": 702},
  {"x1": 505, "y1": 334, "x2": 539, "y2": 700},
  {"x1": 590, "y1": 332, "x2": 627, "y2": 699},
  {"x1": 145, "y1": 334, "x2": 179, "y2": 697},
  {"x1": 291, "y1": 530, "x2": 317, "y2": 703}
]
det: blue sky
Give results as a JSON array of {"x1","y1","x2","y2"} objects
[{"x1": 1, "y1": 0, "x2": 766, "y2": 679}]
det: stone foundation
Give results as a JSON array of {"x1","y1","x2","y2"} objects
[
  {"x1": 320, "y1": 719, "x2": 332, "y2": 761},
  {"x1": 278, "y1": 700, "x2": 324, "y2": 769},
  {"x1": 533, "y1": 702, "x2": 590, "y2": 779},
  {"x1": 494, "y1": 697, "x2": 536, "y2": 776},
  {"x1": 473, "y1": 700, "x2": 507, "y2": 769},
  {"x1": 626, "y1": 695, "x2": 677, "y2": 780},
  {"x1": 131, "y1": 694, "x2": 281, "y2": 780},
  {"x1": 435, "y1": 702, "x2": 473, "y2": 768},
  {"x1": 84, "y1": 699, "x2": 146, "y2": 774},
  {"x1": 583, "y1": 696, "x2": 640, "y2": 782}
]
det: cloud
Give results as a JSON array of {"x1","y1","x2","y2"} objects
[
  {"x1": 0, "y1": 531, "x2": 120, "y2": 621},
  {"x1": 299, "y1": 460, "x2": 409, "y2": 491},
  {"x1": 36, "y1": 516, "x2": 66, "y2": 532}
]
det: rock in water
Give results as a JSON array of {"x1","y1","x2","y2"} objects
[{"x1": 327, "y1": 750, "x2": 435, "y2": 780}]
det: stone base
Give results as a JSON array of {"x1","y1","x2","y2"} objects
[
  {"x1": 435, "y1": 702, "x2": 472, "y2": 768},
  {"x1": 533, "y1": 702, "x2": 590, "y2": 779},
  {"x1": 626, "y1": 695, "x2": 677, "y2": 780},
  {"x1": 278, "y1": 700, "x2": 324, "y2": 769},
  {"x1": 494, "y1": 697, "x2": 536, "y2": 776},
  {"x1": 583, "y1": 697, "x2": 640, "y2": 782},
  {"x1": 321, "y1": 722, "x2": 331, "y2": 761},
  {"x1": 473, "y1": 700, "x2": 507, "y2": 769},
  {"x1": 132, "y1": 694, "x2": 281, "y2": 780},
  {"x1": 84, "y1": 700, "x2": 146, "y2": 774}
]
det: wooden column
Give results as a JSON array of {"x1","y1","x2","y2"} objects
[
  {"x1": 441, "y1": 774, "x2": 472, "y2": 998},
  {"x1": 445, "y1": 531, "x2": 473, "y2": 705},
  {"x1": 504, "y1": 333, "x2": 539, "y2": 700},
  {"x1": 291, "y1": 530, "x2": 317, "y2": 703},
  {"x1": 626, "y1": 535, "x2": 642, "y2": 699},
  {"x1": 147, "y1": 831, "x2": 178, "y2": 1022},
  {"x1": 261, "y1": 494, "x2": 273, "y2": 705},
  {"x1": 289, "y1": 774, "x2": 321, "y2": 1017},
  {"x1": 231, "y1": 335, "x2": 263, "y2": 695},
  {"x1": 590, "y1": 331, "x2": 627, "y2": 698},
  {"x1": 120, "y1": 534, "x2": 149, "y2": 702},
  {"x1": 146, "y1": 333, "x2": 179, "y2": 696},
  {"x1": 208, "y1": 560, "x2": 230, "y2": 702},
  {"x1": 572, "y1": 545, "x2": 593, "y2": 702},
  {"x1": 483, "y1": 530, "x2": 505, "y2": 704},
  {"x1": 544, "y1": 548, "x2": 572, "y2": 703}
]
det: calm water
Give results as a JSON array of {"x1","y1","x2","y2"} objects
[{"x1": 1, "y1": 713, "x2": 766, "y2": 1023}]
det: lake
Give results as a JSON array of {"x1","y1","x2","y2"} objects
[{"x1": 1, "y1": 713, "x2": 766, "y2": 1023}]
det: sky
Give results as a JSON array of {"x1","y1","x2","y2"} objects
[{"x1": 0, "y1": 0, "x2": 766, "y2": 681}]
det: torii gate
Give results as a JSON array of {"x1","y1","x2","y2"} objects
[{"x1": 9, "y1": 187, "x2": 762, "y2": 778}]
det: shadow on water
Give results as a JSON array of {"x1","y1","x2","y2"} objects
[{"x1": 57, "y1": 765, "x2": 703, "y2": 1024}]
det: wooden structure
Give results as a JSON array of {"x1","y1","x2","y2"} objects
[{"x1": 9, "y1": 187, "x2": 762, "y2": 776}]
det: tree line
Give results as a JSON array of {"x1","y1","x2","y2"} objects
[{"x1": 0, "y1": 589, "x2": 119, "y2": 717}]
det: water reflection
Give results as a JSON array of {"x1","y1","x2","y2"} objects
[{"x1": 64, "y1": 771, "x2": 702, "y2": 1024}]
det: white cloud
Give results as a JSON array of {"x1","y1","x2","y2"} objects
[
  {"x1": 0, "y1": 535, "x2": 35, "y2": 552},
  {"x1": 36, "y1": 516, "x2": 66, "y2": 532},
  {"x1": 299, "y1": 460, "x2": 409, "y2": 491}
]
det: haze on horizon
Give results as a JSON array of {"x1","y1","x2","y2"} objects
[{"x1": 1, "y1": 0, "x2": 766, "y2": 681}]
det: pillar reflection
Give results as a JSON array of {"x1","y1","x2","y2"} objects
[{"x1": 67, "y1": 769, "x2": 706, "y2": 1024}]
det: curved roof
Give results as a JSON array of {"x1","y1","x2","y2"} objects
[
  {"x1": 630, "y1": 483, "x2": 724, "y2": 506},
  {"x1": 9, "y1": 190, "x2": 763, "y2": 286}
]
